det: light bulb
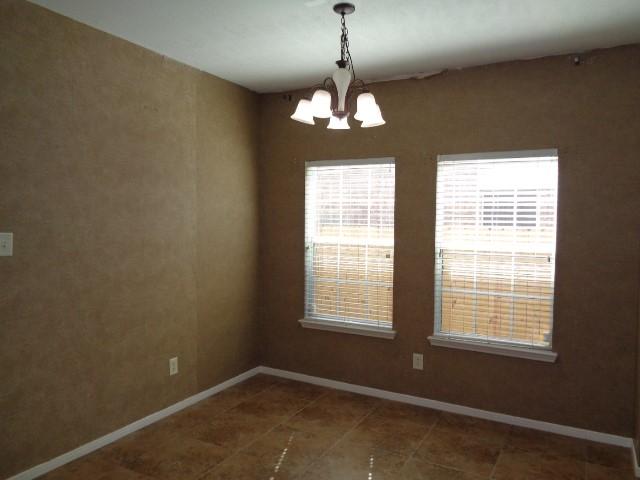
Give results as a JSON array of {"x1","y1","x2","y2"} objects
[
  {"x1": 290, "y1": 99, "x2": 315, "y2": 125},
  {"x1": 354, "y1": 92, "x2": 376, "y2": 121},
  {"x1": 310, "y1": 89, "x2": 332, "y2": 118},
  {"x1": 360, "y1": 104, "x2": 385, "y2": 128},
  {"x1": 327, "y1": 115, "x2": 350, "y2": 130}
]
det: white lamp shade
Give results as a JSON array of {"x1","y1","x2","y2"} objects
[
  {"x1": 332, "y1": 67, "x2": 352, "y2": 112},
  {"x1": 290, "y1": 99, "x2": 315, "y2": 125},
  {"x1": 311, "y1": 89, "x2": 332, "y2": 118},
  {"x1": 327, "y1": 115, "x2": 350, "y2": 130},
  {"x1": 354, "y1": 92, "x2": 376, "y2": 121},
  {"x1": 360, "y1": 104, "x2": 385, "y2": 128}
]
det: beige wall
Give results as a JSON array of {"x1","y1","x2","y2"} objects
[
  {"x1": 259, "y1": 45, "x2": 640, "y2": 437},
  {"x1": 3, "y1": 0, "x2": 640, "y2": 476},
  {"x1": 636, "y1": 252, "x2": 640, "y2": 458},
  {"x1": 0, "y1": 1, "x2": 259, "y2": 477}
]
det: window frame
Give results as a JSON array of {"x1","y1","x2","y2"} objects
[
  {"x1": 300, "y1": 157, "x2": 397, "y2": 339},
  {"x1": 429, "y1": 149, "x2": 559, "y2": 362}
]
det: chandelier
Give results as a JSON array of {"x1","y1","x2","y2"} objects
[{"x1": 290, "y1": 3, "x2": 385, "y2": 129}]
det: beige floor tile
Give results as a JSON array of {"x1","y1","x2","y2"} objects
[
  {"x1": 233, "y1": 373, "x2": 283, "y2": 396},
  {"x1": 134, "y1": 434, "x2": 230, "y2": 479},
  {"x1": 187, "y1": 408, "x2": 276, "y2": 450},
  {"x1": 41, "y1": 454, "x2": 155, "y2": 480},
  {"x1": 201, "y1": 424, "x2": 339, "y2": 479},
  {"x1": 436, "y1": 413, "x2": 510, "y2": 447},
  {"x1": 266, "y1": 379, "x2": 330, "y2": 402},
  {"x1": 239, "y1": 424, "x2": 339, "y2": 477},
  {"x1": 504, "y1": 427, "x2": 587, "y2": 461},
  {"x1": 285, "y1": 390, "x2": 379, "y2": 436},
  {"x1": 586, "y1": 462, "x2": 636, "y2": 480},
  {"x1": 370, "y1": 400, "x2": 441, "y2": 427},
  {"x1": 199, "y1": 451, "x2": 278, "y2": 480},
  {"x1": 231, "y1": 385, "x2": 313, "y2": 422},
  {"x1": 47, "y1": 377, "x2": 631, "y2": 480},
  {"x1": 401, "y1": 458, "x2": 486, "y2": 480},
  {"x1": 312, "y1": 389, "x2": 381, "y2": 414},
  {"x1": 302, "y1": 438, "x2": 408, "y2": 480},
  {"x1": 586, "y1": 442, "x2": 632, "y2": 471},
  {"x1": 100, "y1": 427, "x2": 174, "y2": 473},
  {"x1": 342, "y1": 414, "x2": 432, "y2": 455},
  {"x1": 493, "y1": 448, "x2": 585, "y2": 480},
  {"x1": 414, "y1": 427, "x2": 501, "y2": 477},
  {"x1": 152, "y1": 378, "x2": 282, "y2": 437}
]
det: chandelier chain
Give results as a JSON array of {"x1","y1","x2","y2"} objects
[{"x1": 340, "y1": 13, "x2": 356, "y2": 80}]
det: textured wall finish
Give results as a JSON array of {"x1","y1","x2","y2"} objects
[
  {"x1": 636, "y1": 254, "x2": 640, "y2": 459},
  {"x1": 0, "y1": 1, "x2": 258, "y2": 477},
  {"x1": 259, "y1": 45, "x2": 640, "y2": 437}
]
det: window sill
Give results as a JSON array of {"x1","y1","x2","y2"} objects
[
  {"x1": 428, "y1": 335, "x2": 557, "y2": 363},
  {"x1": 299, "y1": 318, "x2": 396, "y2": 339}
]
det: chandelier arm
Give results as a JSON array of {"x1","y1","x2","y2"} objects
[
  {"x1": 343, "y1": 82, "x2": 365, "y2": 115},
  {"x1": 321, "y1": 77, "x2": 339, "y2": 112},
  {"x1": 301, "y1": 81, "x2": 332, "y2": 101}
]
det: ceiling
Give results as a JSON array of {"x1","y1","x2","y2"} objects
[{"x1": 30, "y1": 0, "x2": 640, "y2": 93}]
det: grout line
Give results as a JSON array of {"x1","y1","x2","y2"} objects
[
  {"x1": 196, "y1": 378, "x2": 334, "y2": 479},
  {"x1": 583, "y1": 458, "x2": 587, "y2": 480},
  {"x1": 20, "y1": 368, "x2": 637, "y2": 480},
  {"x1": 487, "y1": 426, "x2": 512, "y2": 480},
  {"x1": 12, "y1": 367, "x2": 264, "y2": 480},
  {"x1": 296, "y1": 391, "x2": 382, "y2": 476},
  {"x1": 105, "y1": 376, "x2": 286, "y2": 480},
  {"x1": 395, "y1": 409, "x2": 442, "y2": 473},
  {"x1": 259, "y1": 367, "x2": 632, "y2": 448}
]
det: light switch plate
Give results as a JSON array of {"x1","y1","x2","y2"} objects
[
  {"x1": 412, "y1": 353, "x2": 424, "y2": 370},
  {"x1": 0, "y1": 233, "x2": 13, "y2": 256}
]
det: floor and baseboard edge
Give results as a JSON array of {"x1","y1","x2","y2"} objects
[
  {"x1": 10, "y1": 364, "x2": 637, "y2": 479},
  {"x1": 8, "y1": 366, "x2": 262, "y2": 480},
  {"x1": 259, "y1": 366, "x2": 634, "y2": 449},
  {"x1": 632, "y1": 441, "x2": 640, "y2": 478}
]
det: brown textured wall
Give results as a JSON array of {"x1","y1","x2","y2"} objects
[
  {"x1": 636, "y1": 252, "x2": 640, "y2": 458},
  {"x1": 0, "y1": 1, "x2": 258, "y2": 477},
  {"x1": 259, "y1": 45, "x2": 640, "y2": 437}
]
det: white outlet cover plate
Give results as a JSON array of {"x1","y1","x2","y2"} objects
[
  {"x1": 0, "y1": 233, "x2": 13, "y2": 256},
  {"x1": 412, "y1": 353, "x2": 424, "y2": 370},
  {"x1": 169, "y1": 357, "x2": 178, "y2": 376}
]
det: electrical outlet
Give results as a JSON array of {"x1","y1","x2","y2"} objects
[
  {"x1": 169, "y1": 357, "x2": 178, "y2": 376},
  {"x1": 412, "y1": 353, "x2": 424, "y2": 370}
]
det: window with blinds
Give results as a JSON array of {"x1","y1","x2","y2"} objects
[
  {"x1": 434, "y1": 150, "x2": 558, "y2": 349},
  {"x1": 304, "y1": 159, "x2": 395, "y2": 329}
]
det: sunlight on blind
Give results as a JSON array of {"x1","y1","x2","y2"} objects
[
  {"x1": 434, "y1": 151, "x2": 558, "y2": 349},
  {"x1": 305, "y1": 159, "x2": 395, "y2": 328}
]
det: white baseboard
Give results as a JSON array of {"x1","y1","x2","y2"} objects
[
  {"x1": 8, "y1": 366, "x2": 262, "y2": 480},
  {"x1": 258, "y1": 366, "x2": 633, "y2": 448},
  {"x1": 10, "y1": 364, "x2": 637, "y2": 479}
]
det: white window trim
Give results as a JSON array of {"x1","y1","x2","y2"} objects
[
  {"x1": 428, "y1": 335, "x2": 557, "y2": 363},
  {"x1": 307, "y1": 157, "x2": 395, "y2": 167},
  {"x1": 300, "y1": 318, "x2": 396, "y2": 339},
  {"x1": 304, "y1": 157, "x2": 396, "y2": 334},
  {"x1": 439, "y1": 148, "x2": 558, "y2": 162},
  {"x1": 433, "y1": 149, "x2": 559, "y2": 358}
]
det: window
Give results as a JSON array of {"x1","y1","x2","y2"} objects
[
  {"x1": 301, "y1": 159, "x2": 395, "y2": 338},
  {"x1": 431, "y1": 150, "x2": 558, "y2": 360}
]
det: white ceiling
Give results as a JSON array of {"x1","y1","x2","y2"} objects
[{"x1": 30, "y1": 0, "x2": 640, "y2": 93}]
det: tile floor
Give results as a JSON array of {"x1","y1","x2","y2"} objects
[{"x1": 43, "y1": 374, "x2": 635, "y2": 479}]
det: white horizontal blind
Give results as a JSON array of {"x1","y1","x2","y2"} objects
[
  {"x1": 305, "y1": 159, "x2": 395, "y2": 328},
  {"x1": 434, "y1": 150, "x2": 558, "y2": 349}
]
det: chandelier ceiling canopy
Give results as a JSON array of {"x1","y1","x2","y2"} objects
[{"x1": 290, "y1": 3, "x2": 385, "y2": 130}]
